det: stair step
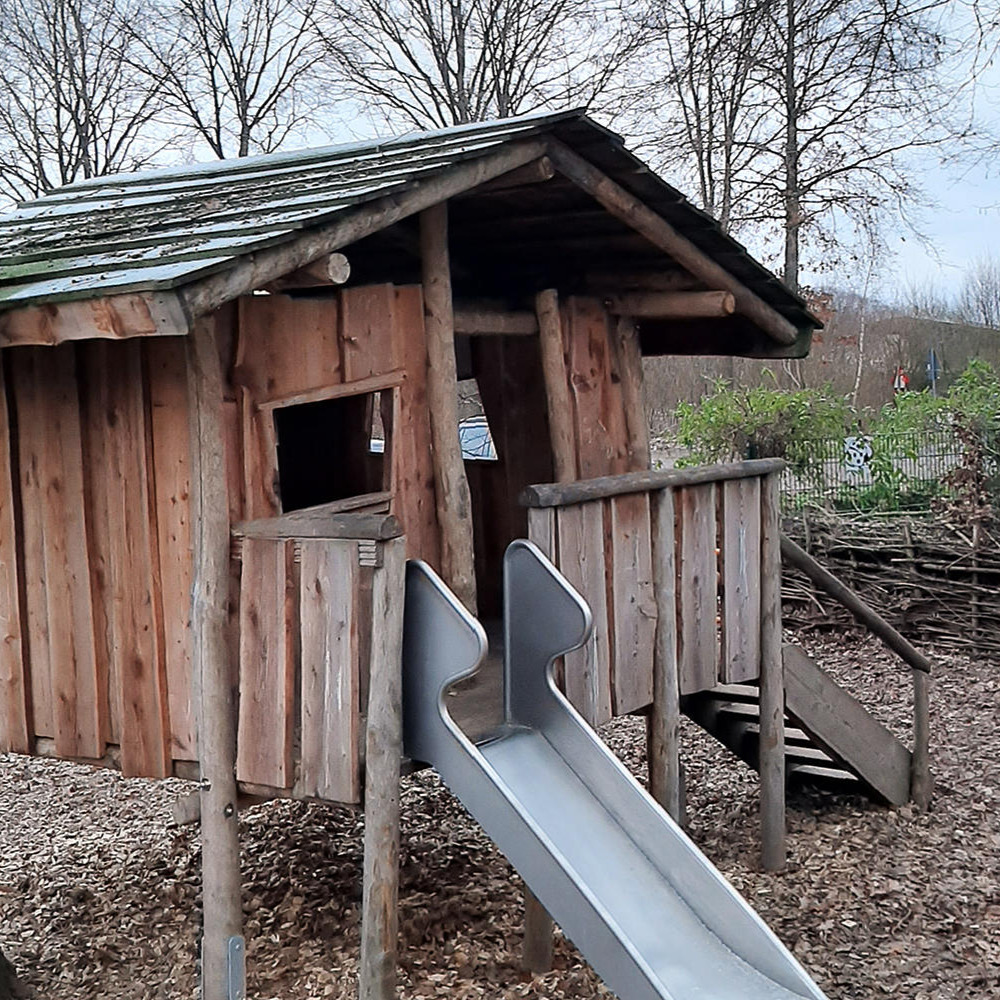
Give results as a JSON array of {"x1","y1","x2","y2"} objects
[
  {"x1": 743, "y1": 722, "x2": 812, "y2": 746},
  {"x1": 709, "y1": 683, "x2": 759, "y2": 703},
  {"x1": 785, "y1": 745, "x2": 837, "y2": 766},
  {"x1": 788, "y1": 763, "x2": 860, "y2": 786}
]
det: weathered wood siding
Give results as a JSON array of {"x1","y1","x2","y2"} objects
[
  {"x1": 0, "y1": 283, "x2": 437, "y2": 804},
  {"x1": 527, "y1": 472, "x2": 770, "y2": 720}
]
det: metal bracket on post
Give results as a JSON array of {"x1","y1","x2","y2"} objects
[{"x1": 227, "y1": 936, "x2": 246, "y2": 1000}]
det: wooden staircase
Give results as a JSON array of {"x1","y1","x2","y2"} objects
[{"x1": 684, "y1": 643, "x2": 912, "y2": 806}]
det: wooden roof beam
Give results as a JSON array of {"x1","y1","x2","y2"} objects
[
  {"x1": 605, "y1": 291, "x2": 736, "y2": 319},
  {"x1": 460, "y1": 156, "x2": 556, "y2": 196},
  {"x1": 544, "y1": 139, "x2": 801, "y2": 346},
  {"x1": 180, "y1": 139, "x2": 548, "y2": 320},
  {"x1": 264, "y1": 252, "x2": 350, "y2": 292}
]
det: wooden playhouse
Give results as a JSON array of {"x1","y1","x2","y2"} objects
[{"x1": 1, "y1": 110, "x2": 924, "y2": 999}]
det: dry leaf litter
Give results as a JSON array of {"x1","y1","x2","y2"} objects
[{"x1": 1, "y1": 630, "x2": 998, "y2": 999}]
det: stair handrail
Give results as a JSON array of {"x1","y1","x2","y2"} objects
[{"x1": 780, "y1": 534, "x2": 932, "y2": 808}]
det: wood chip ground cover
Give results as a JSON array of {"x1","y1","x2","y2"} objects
[{"x1": 1, "y1": 631, "x2": 997, "y2": 998}]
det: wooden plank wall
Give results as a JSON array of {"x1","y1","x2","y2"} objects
[
  {"x1": 532, "y1": 477, "x2": 767, "y2": 718},
  {"x1": 234, "y1": 286, "x2": 440, "y2": 564},
  {"x1": 0, "y1": 340, "x2": 193, "y2": 775}
]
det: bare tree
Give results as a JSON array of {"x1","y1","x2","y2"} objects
[
  {"x1": 136, "y1": 0, "x2": 327, "y2": 158},
  {"x1": 0, "y1": 0, "x2": 167, "y2": 201},
  {"x1": 317, "y1": 0, "x2": 638, "y2": 130},
  {"x1": 641, "y1": 0, "x2": 964, "y2": 291},
  {"x1": 957, "y1": 253, "x2": 1000, "y2": 327},
  {"x1": 638, "y1": 0, "x2": 774, "y2": 233},
  {"x1": 757, "y1": 0, "x2": 960, "y2": 290}
]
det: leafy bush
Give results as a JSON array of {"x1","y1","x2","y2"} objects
[
  {"x1": 670, "y1": 361, "x2": 1000, "y2": 518},
  {"x1": 674, "y1": 379, "x2": 855, "y2": 477}
]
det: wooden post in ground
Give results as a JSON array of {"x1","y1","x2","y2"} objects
[
  {"x1": 187, "y1": 316, "x2": 244, "y2": 999},
  {"x1": 360, "y1": 536, "x2": 406, "y2": 1000},
  {"x1": 535, "y1": 289, "x2": 576, "y2": 482},
  {"x1": 420, "y1": 202, "x2": 477, "y2": 613},
  {"x1": 911, "y1": 669, "x2": 932, "y2": 809},
  {"x1": 518, "y1": 287, "x2": 575, "y2": 970},
  {"x1": 758, "y1": 471, "x2": 786, "y2": 872},
  {"x1": 649, "y1": 487, "x2": 683, "y2": 824}
]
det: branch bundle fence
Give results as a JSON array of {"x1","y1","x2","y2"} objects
[{"x1": 782, "y1": 512, "x2": 1000, "y2": 657}]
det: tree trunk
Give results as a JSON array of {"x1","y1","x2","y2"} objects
[{"x1": 782, "y1": 0, "x2": 800, "y2": 292}]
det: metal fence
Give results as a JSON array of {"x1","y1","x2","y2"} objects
[{"x1": 780, "y1": 429, "x2": 989, "y2": 510}]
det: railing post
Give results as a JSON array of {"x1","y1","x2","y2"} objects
[
  {"x1": 759, "y1": 471, "x2": 786, "y2": 872},
  {"x1": 360, "y1": 536, "x2": 406, "y2": 1000},
  {"x1": 649, "y1": 487, "x2": 683, "y2": 824},
  {"x1": 911, "y1": 669, "x2": 932, "y2": 809}
]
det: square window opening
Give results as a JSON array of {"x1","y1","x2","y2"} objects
[{"x1": 274, "y1": 391, "x2": 390, "y2": 513}]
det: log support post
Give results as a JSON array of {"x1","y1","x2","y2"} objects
[
  {"x1": 360, "y1": 536, "x2": 407, "y2": 1000},
  {"x1": 911, "y1": 668, "x2": 932, "y2": 809},
  {"x1": 188, "y1": 317, "x2": 244, "y2": 1000},
  {"x1": 520, "y1": 287, "x2": 575, "y2": 971},
  {"x1": 420, "y1": 202, "x2": 477, "y2": 613},
  {"x1": 759, "y1": 471, "x2": 786, "y2": 872},
  {"x1": 649, "y1": 487, "x2": 683, "y2": 824},
  {"x1": 522, "y1": 889, "x2": 554, "y2": 973},
  {"x1": 535, "y1": 289, "x2": 576, "y2": 482}
]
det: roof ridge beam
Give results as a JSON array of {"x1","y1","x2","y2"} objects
[{"x1": 543, "y1": 138, "x2": 800, "y2": 346}]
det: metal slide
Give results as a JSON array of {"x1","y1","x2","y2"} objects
[{"x1": 402, "y1": 540, "x2": 829, "y2": 1000}]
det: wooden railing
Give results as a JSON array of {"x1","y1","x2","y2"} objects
[
  {"x1": 230, "y1": 506, "x2": 406, "y2": 804},
  {"x1": 780, "y1": 535, "x2": 932, "y2": 807},
  {"x1": 521, "y1": 458, "x2": 787, "y2": 867}
]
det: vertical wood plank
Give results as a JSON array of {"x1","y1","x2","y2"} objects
[
  {"x1": 526, "y1": 507, "x2": 555, "y2": 558},
  {"x1": 609, "y1": 493, "x2": 656, "y2": 714},
  {"x1": 720, "y1": 477, "x2": 762, "y2": 684},
  {"x1": 40, "y1": 346, "x2": 102, "y2": 760},
  {"x1": 759, "y1": 471, "x2": 786, "y2": 871},
  {"x1": 677, "y1": 483, "x2": 718, "y2": 695},
  {"x1": 299, "y1": 539, "x2": 361, "y2": 803},
  {"x1": 610, "y1": 316, "x2": 651, "y2": 471},
  {"x1": 391, "y1": 286, "x2": 440, "y2": 566},
  {"x1": 0, "y1": 354, "x2": 27, "y2": 753},
  {"x1": 77, "y1": 341, "x2": 118, "y2": 747},
  {"x1": 556, "y1": 502, "x2": 611, "y2": 726},
  {"x1": 563, "y1": 297, "x2": 625, "y2": 479},
  {"x1": 11, "y1": 350, "x2": 53, "y2": 738},
  {"x1": 146, "y1": 338, "x2": 198, "y2": 761},
  {"x1": 360, "y1": 537, "x2": 406, "y2": 1000},
  {"x1": 235, "y1": 293, "x2": 342, "y2": 400},
  {"x1": 648, "y1": 488, "x2": 682, "y2": 822},
  {"x1": 105, "y1": 342, "x2": 169, "y2": 777},
  {"x1": 341, "y1": 284, "x2": 398, "y2": 382},
  {"x1": 236, "y1": 536, "x2": 297, "y2": 789}
]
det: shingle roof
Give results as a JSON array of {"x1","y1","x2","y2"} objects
[{"x1": 0, "y1": 110, "x2": 816, "y2": 332}]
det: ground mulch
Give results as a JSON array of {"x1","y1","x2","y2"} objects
[{"x1": 1, "y1": 630, "x2": 998, "y2": 999}]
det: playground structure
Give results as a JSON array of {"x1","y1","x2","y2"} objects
[{"x1": 0, "y1": 111, "x2": 930, "y2": 999}]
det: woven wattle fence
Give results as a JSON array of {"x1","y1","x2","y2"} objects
[{"x1": 782, "y1": 512, "x2": 1000, "y2": 657}]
